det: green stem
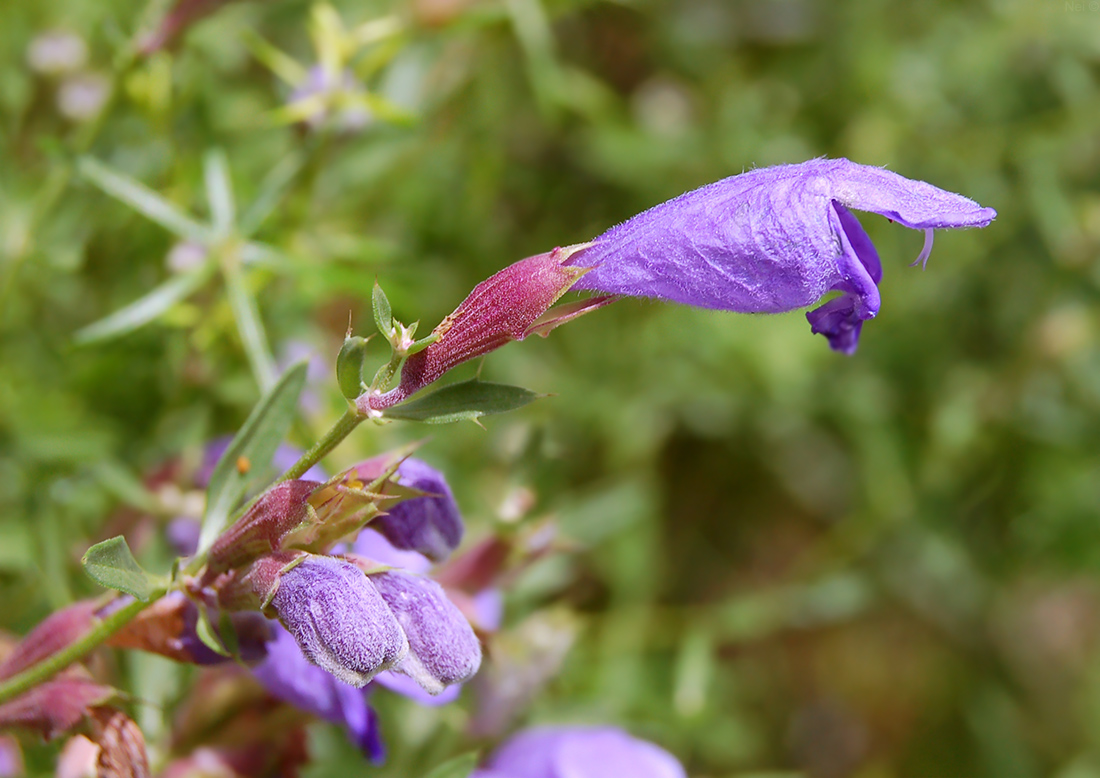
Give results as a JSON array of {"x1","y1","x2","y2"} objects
[
  {"x1": 280, "y1": 408, "x2": 364, "y2": 481},
  {"x1": 0, "y1": 594, "x2": 159, "y2": 706}
]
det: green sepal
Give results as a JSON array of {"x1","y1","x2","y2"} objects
[
  {"x1": 405, "y1": 331, "x2": 440, "y2": 356},
  {"x1": 194, "y1": 604, "x2": 231, "y2": 657},
  {"x1": 81, "y1": 536, "x2": 161, "y2": 602},
  {"x1": 381, "y1": 379, "x2": 541, "y2": 424},
  {"x1": 336, "y1": 335, "x2": 370, "y2": 400}
]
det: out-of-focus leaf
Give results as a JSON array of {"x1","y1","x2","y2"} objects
[
  {"x1": 197, "y1": 362, "x2": 307, "y2": 554},
  {"x1": 423, "y1": 752, "x2": 478, "y2": 778},
  {"x1": 239, "y1": 153, "x2": 303, "y2": 237},
  {"x1": 82, "y1": 536, "x2": 159, "y2": 601},
  {"x1": 203, "y1": 149, "x2": 235, "y2": 238},
  {"x1": 78, "y1": 157, "x2": 211, "y2": 243},
  {"x1": 221, "y1": 256, "x2": 278, "y2": 390},
  {"x1": 382, "y1": 379, "x2": 540, "y2": 424},
  {"x1": 73, "y1": 263, "x2": 213, "y2": 344}
]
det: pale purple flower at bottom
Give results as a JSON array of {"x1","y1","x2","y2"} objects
[
  {"x1": 472, "y1": 727, "x2": 686, "y2": 778},
  {"x1": 252, "y1": 626, "x2": 385, "y2": 763}
]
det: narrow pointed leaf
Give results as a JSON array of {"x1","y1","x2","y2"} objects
[
  {"x1": 222, "y1": 257, "x2": 278, "y2": 391},
  {"x1": 74, "y1": 263, "x2": 213, "y2": 344},
  {"x1": 82, "y1": 536, "x2": 158, "y2": 601},
  {"x1": 373, "y1": 281, "x2": 393, "y2": 336},
  {"x1": 381, "y1": 379, "x2": 540, "y2": 424},
  {"x1": 203, "y1": 149, "x2": 236, "y2": 238},
  {"x1": 78, "y1": 157, "x2": 211, "y2": 243},
  {"x1": 239, "y1": 153, "x2": 303, "y2": 237},
  {"x1": 198, "y1": 362, "x2": 308, "y2": 554}
]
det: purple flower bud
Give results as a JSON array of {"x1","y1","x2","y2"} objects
[
  {"x1": 364, "y1": 458, "x2": 464, "y2": 563},
  {"x1": 363, "y1": 247, "x2": 597, "y2": 412},
  {"x1": 567, "y1": 158, "x2": 996, "y2": 354},
  {"x1": 368, "y1": 570, "x2": 482, "y2": 695},
  {"x1": 206, "y1": 480, "x2": 321, "y2": 574},
  {"x1": 270, "y1": 556, "x2": 409, "y2": 687},
  {"x1": 474, "y1": 727, "x2": 686, "y2": 778}
]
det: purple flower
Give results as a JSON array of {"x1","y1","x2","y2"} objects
[
  {"x1": 568, "y1": 158, "x2": 996, "y2": 354},
  {"x1": 251, "y1": 625, "x2": 386, "y2": 763},
  {"x1": 368, "y1": 458, "x2": 465, "y2": 563},
  {"x1": 368, "y1": 570, "x2": 482, "y2": 696},
  {"x1": 353, "y1": 527, "x2": 433, "y2": 574},
  {"x1": 472, "y1": 727, "x2": 686, "y2": 778},
  {"x1": 269, "y1": 556, "x2": 408, "y2": 687}
]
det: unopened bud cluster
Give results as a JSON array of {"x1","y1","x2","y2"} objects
[{"x1": 201, "y1": 456, "x2": 480, "y2": 694}]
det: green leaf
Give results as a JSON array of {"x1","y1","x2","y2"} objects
[
  {"x1": 82, "y1": 536, "x2": 159, "y2": 601},
  {"x1": 373, "y1": 280, "x2": 393, "y2": 337},
  {"x1": 382, "y1": 379, "x2": 540, "y2": 424},
  {"x1": 197, "y1": 362, "x2": 308, "y2": 554},
  {"x1": 78, "y1": 157, "x2": 212, "y2": 243},
  {"x1": 73, "y1": 263, "x2": 214, "y2": 344},
  {"x1": 423, "y1": 752, "x2": 479, "y2": 778},
  {"x1": 203, "y1": 148, "x2": 236, "y2": 238},
  {"x1": 239, "y1": 153, "x2": 303, "y2": 237},
  {"x1": 221, "y1": 253, "x2": 278, "y2": 391}
]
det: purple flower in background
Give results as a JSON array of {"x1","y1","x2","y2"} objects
[
  {"x1": 568, "y1": 158, "x2": 996, "y2": 354},
  {"x1": 269, "y1": 556, "x2": 408, "y2": 687},
  {"x1": 369, "y1": 570, "x2": 482, "y2": 695},
  {"x1": 472, "y1": 727, "x2": 686, "y2": 778},
  {"x1": 252, "y1": 626, "x2": 386, "y2": 763},
  {"x1": 367, "y1": 458, "x2": 465, "y2": 563}
]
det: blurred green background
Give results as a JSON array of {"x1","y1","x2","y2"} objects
[{"x1": 2, "y1": 0, "x2": 1099, "y2": 775}]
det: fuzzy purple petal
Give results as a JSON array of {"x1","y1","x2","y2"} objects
[
  {"x1": 371, "y1": 459, "x2": 464, "y2": 563},
  {"x1": 271, "y1": 556, "x2": 409, "y2": 687},
  {"x1": 369, "y1": 570, "x2": 482, "y2": 695}
]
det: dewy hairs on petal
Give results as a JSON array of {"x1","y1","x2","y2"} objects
[{"x1": 567, "y1": 157, "x2": 996, "y2": 354}]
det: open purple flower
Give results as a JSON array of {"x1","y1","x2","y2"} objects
[
  {"x1": 568, "y1": 158, "x2": 996, "y2": 354},
  {"x1": 472, "y1": 726, "x2": 686, "y2": 778}
]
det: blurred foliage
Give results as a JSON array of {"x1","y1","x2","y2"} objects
[{"x1": 2, "y1": 0, "x2": 1100, "y2": 776}]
